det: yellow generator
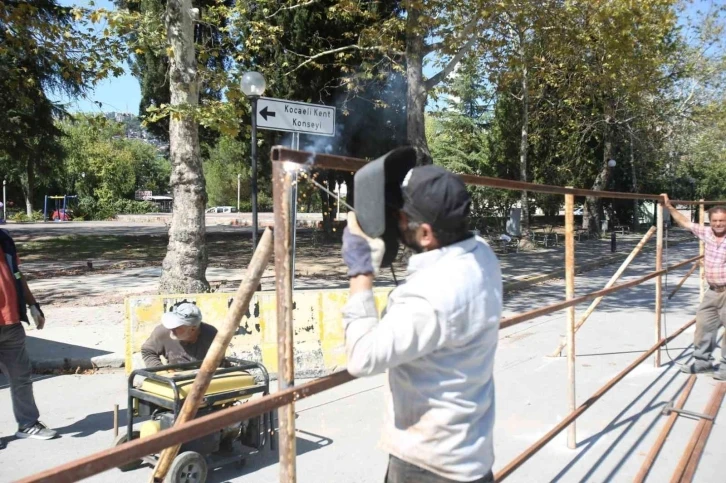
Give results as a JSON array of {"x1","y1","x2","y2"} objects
[{"x1": 115, "y1": 357, "x2": 275, "y2": 483}]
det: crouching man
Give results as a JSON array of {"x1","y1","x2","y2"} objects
[
  {"x1": 141, "y1": 302, "x2": 217, "y2": 368},
  {"x1": 341, "y1": 165, "x2": 503, "y2": 483}
]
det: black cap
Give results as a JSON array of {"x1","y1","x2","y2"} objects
[{"x1": 401, "y1": 165, "x2": 471, "y2": 231}]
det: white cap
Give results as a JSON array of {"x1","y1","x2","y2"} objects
[{"x1": 162, "y1": 302, "x2": 202, "y2": 329}]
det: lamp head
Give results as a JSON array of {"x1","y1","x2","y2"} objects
[{"x1": 241, "y1": 72, "x2": 266, "y2": 97}]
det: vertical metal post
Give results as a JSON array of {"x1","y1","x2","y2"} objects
[
  {"x1": 290, "y1": 133, "x2": 299, "y2": 288},
  {"x1": 565, "y1": 190, "x2": 576, "y2": 449},
  {"x1": 43, "y1": 195, "x2": 47, "y2": 221},
  {"x1": 272, "y1": 160, "x2": 297, "y2": 483},
  {"x1": 237, "y1": 173, "x2": 241, "y2": 212},
  {"x1": 251, "y1": 96, "x2": 259, "y2": 249},
  {"x1": 2, "y1": 179, "x2": 6, "y2": 221},
  {"x1": 699, "y1": 200, "x2": 705, "y2": 302},
  {"x1": 655, "y1": 202, "x2": 663, "y2": 367}
]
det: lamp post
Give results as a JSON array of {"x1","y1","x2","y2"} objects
[
  {"x1": 241, "y1": 71, "x2": 266, "y2": 248},
  {"x1": 237, "y1": 173, "x2": 241, "y2": 212}
]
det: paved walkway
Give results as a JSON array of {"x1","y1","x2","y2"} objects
[{"x1": 2, "y1": 244, "x2": 720, "y2": 482}]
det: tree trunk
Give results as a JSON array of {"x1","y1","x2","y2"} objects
[
  {"x1": 519, "y1": 43, "x2": 530, "y2": 232},
  {"x1": 159, "y1": 0, "x2": 209, "y2": 294},
  {"x1": 22, "y1": 159, "x2": 34, "y2": 216},
  {"x1": 630, "y1": 130, "x2": 638, "y2": 231},
  {"x1": 405, "y1": 3, "x2": 432, "y2": 165},
  {"x1": 583, "y1": 135, "x2": 612, "y2": 234}
]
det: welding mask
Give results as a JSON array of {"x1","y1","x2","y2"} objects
[{"x1": 353, "y1": 146, "x2": 417, "y2": 267}]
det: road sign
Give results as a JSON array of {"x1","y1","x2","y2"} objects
[{"x1": 256, "y1": 97, "x2": 335, "y2": 137}]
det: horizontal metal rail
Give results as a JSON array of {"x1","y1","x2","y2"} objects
[
  {"x1": 501, "y1": 255, "x2": 702, "y2": 329},
  {"x1": 494, "y1": 316, "x2": 697, "y2": 482},
  {"x1": 271, "y1": 146, "x2": 694, "y2": 202}
]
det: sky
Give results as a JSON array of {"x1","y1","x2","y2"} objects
[{"x1": 50, "y1": 0, "x2": 720, "y2": 115}]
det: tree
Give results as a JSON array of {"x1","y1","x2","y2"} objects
[
  {"x1": 0, "y1": 0, "x2": 126, "y2": 214},
  {"x1": 157, "y1": 0, "x2": 210, "y2": 294}
]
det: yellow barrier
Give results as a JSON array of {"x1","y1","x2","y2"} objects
[{"x1": 125, "y1": 288, "x2": 392, "y2": 375}]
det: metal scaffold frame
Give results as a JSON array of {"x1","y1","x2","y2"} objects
[{"x1": 20, "y1": 147, "x2": 716, "y2": 483}]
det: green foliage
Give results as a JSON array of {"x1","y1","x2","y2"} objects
[
  {"x1": 76, "y1": 196, "x2": 157, "y2": 220},
  {"x1": 59, "y1": 114, "x2": 169, "y2": 201},
  {"x1": 10, "y1": 211, "x2": 44, "y2": 223}
]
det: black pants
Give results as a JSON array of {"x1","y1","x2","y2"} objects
[{"x1": 385, "y1": 455, "x2": 494, "y2": 483}]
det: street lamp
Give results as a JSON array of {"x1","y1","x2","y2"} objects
[
  {"x1": 241, "y1": 71, "x2": 266, "y2": 248},
  {"x1": 608, "y1": 159, "x2": 617, "y2": 168}
]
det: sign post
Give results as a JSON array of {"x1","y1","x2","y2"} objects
[{"x1": 256, "y1": 98, "x2": 335, "y2": 137}]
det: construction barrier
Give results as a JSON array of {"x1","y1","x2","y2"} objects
[
  {"x1": 125, "y1": 288, "x2": 393, "y2": 376},
  {"x1": 24, "y1": 146, "x2": 721, "y2": 483}
]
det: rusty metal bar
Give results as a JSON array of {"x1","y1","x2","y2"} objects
[
  {"x1": 655, "y1": 203, "x2": 664, "y2": 367},
  {"x1": 565, "y1": 191, "x2": 576, "y2": 449},
  {"x1": 16, "y1": 371, "x2": 356, "y2": 483},
  {"x1": 494, "y1": 317, "x2": 697, "y2": 482},
  {"x1": 272, "y1": 161, "x2": 298, "y2": 483},
  {"x1": 270, "y1": 147, "x2": 663, "y2": 200},
  {"x1": 633, "y1": 375, "x2": 697, "y2": 483},
  {"x1": 668, "y1": 262, "x2": 699, "y2": 300},
  {"x1": 670, "y1": 199, "x2": 726, "y2": 206},
  {"x1": 699, "y1": 200, "x2": 705, "y2": 302},
  {"x1": 500, "y1": 255, "x2": 702, "y2": 330},
  {"x1": 550, "y1": 226, "x2": 656, "y2": 357},
  {"x1": 669, "y1": 382, "x2": 726, "y2": 483},
  {"x1": 680, "y1": 383, "x2": 726, "y2": 482}
]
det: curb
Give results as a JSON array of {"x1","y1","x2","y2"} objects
[{"x1": 31, "y1": 353, "x2": 125, "y2": 372}]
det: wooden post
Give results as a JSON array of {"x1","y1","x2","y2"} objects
[
  {"x1": 549, "y1": 226, "x2": 656, "y2": 357},
  {"x1": 113, "y1": 404, "x2": 119, "y2": 439},
  {"x1": 272, "y1": 161, "x2": 297, "y2": 483},
  {"x1": 655, "y1": 202, "x2": 663, "y2": 368},
  {"x1": 151, "y1": 228, "x2": 275, "y2": 481},
  {"x1": 564, "y1": 191, "x2": 576, "y2": 449},
  {"x1": 699, "y1": 199, "x2": 705, "y2": 302}
]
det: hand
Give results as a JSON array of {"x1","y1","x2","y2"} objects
[
  {"x1": 342, "y1": 213, "x2": 385, "y2": 277},
  {"x1": 661, "y1": 193, "x2": 672, "y2": 208},
  {"x1": 29, "y1": 303, "x2": 45, "y2": 330}
]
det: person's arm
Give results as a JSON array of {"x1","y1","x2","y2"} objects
[
  {"x1": 661, "y1": 193, "x2": 693, "y2": 230},
  {"x1": 342, "y1": 289, "x2": 443, "y2": 377},
  {"x1": 141, "y1": 329, "x2": 165, "y2": 368}
]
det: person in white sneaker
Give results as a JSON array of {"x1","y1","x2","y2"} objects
[{"x1": 0, "y1": 229, "x2": 57, "y2": 449}]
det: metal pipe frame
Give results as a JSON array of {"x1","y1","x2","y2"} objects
[
  {"x1": 493, "y1": 317, "x2": 697, "y2": 482},
  {"x1": 23, "y1": 146, "x2": 717, "y2": 483}
]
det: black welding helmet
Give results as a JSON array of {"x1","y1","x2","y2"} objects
[{"x1": 353, "y1": 146, "x2": 417, "y2": 267}]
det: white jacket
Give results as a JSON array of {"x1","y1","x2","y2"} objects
[{"x1": 342, "y1": 236, "x2": 502, "y2": 481}]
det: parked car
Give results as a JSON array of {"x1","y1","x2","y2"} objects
[{"x1": 206, "y1": 206, "x2": 238, "y2": 214}]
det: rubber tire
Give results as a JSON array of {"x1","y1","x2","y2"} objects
[
  {"x1": 164, "y1": 451, "x2": 208, "y2": 483},
  {"x1": 113, "y1": 431, "x2": 143, "y2": 472}
]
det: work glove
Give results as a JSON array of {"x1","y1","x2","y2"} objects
[
  {"x1": 29, "y1": 303, "x2": 45, "y2": 330},
  {"x1": 342, "y1": 212, "x2": 385, "y2": 277}
]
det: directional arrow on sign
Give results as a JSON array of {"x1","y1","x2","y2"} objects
[{"x1": 259, "y1": 106, "x2": 276, "y2": 121}]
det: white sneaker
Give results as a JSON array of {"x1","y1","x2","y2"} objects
[{"x1": 15, "y1": 421, "x2": 57, "y2": 440}]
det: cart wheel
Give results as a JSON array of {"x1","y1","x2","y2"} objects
[
  {"x1": 113, "y1": 431, "x2": 143, "y2": 471},
  {"x1": 164, "y1": 451, "x2": 208, "y2": 483}
]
